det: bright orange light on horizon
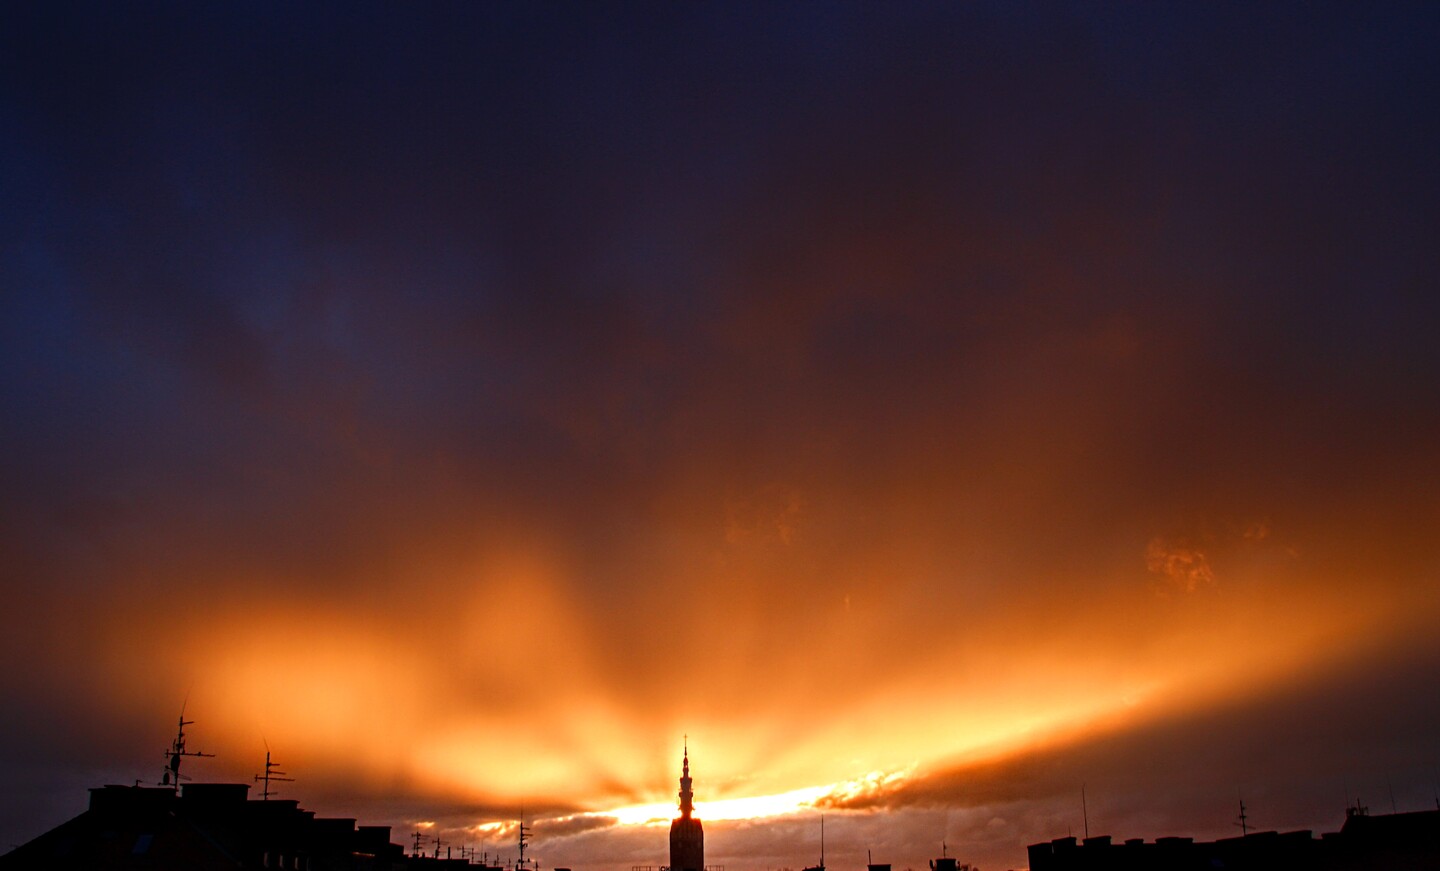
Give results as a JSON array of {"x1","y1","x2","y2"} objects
[
  {"x1": 585, "y1": 783, "x2": 842, "y2": 827},
  {"x1": 76, "y1": 531, "x2": 1428, "y2": 844}
]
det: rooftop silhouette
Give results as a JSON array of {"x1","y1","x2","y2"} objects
[
  {"x1": 5, "y1": 717, "x2": 1438, "y2": 871},
  {"x1": 0, "y1": 782, "x2": 408, "y2": 871},
  {"x1": 1028, "y1": 805, "x2": 1440, "y2": 871}
]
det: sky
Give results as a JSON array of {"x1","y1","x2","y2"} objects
[{"x1": 2, "y1": 2, "x2": 1440, "y2": 869}]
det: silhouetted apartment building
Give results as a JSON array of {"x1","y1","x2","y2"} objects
[
  {"x1": 669, "y1": 743, "x2": 704, "y2": 871},
  {"x1": 0, "y1": 782, "x2": 410, "y2": 871},
  {"x1": 1027, "y1": 806, "x2": 1440, "y2": 871}
]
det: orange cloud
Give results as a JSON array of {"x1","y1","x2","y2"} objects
[{"x1": 1145, "y1": 537, "x2": 1214, "y2": 592}]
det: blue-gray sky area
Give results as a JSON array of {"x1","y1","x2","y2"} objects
[{"x1": 3, "y1": 4, "x2": 1439, "y2": 869}]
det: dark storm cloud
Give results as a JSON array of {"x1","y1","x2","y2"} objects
[
  {"x1": 2, "y1": 2, "x2": 1440, "y2": 867},
  {"x1": 536, "y1": 815, "x2": 621, "y2": 839}
]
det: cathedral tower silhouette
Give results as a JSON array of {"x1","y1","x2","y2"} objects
[{"x1": 669, "y1": 740, "x2": 704, "y2": 871}]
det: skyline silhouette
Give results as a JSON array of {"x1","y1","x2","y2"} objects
[
  {"x1": 3, "y1": 726, "x2": 1437, "y2": 871},
  {"x1": 4, "y1": 711, "x2": 1439, "y2": 870},
  {"x1": 3, "y1": 3, "x2": 1440, "y2": 870}
]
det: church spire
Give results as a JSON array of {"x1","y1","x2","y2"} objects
[
  {"x1": 678, "y1": 736, "x2": 694, "y2": 818},
  {"x1": 670, "y1": 735, "x2": 704, "y2": 871}
]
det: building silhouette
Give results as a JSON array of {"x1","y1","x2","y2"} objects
[
  {"x1": 1027, "y1": 805, "x2": 1440, "y2": 871},
  {"x1": 8, "y1": 730, "x2": 1438, "y2": 871},
  {"x1": 669, "y1": 742, "x2": 704, "y2": 871},
  {"x1": 928, "y1": 855, "x2": 975, "y2": 871},
  {"x1": 0, "y1": 782, "x2": 415, "y2": 870}
]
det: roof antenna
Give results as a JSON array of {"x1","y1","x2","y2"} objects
[
  {"x1": 518, "y1": 806, "x2": 532, "y2": 871},
  {"x1": 1235, "y1": 795, "x2": 1249, "y2": 836},
  {"x1": 160, "y1": 705, "x2": 213, "y2": 793},
  {"x1": 1082, "y1": 784, "x2": 1089, "y2": 840},
  {"x1": 1347, "y1": 792, "x2": 1369, "y2": 819},
  {"x1": 253, "y1": 740, "x2": 294, "y2": 800}
]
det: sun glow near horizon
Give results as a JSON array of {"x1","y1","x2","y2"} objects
[
  {"x1": 565, "y1": 767, "x2": 917, "y2": 829},
  {"x1": 579, "y1": 783, "x2": 839, "y2": 827}
]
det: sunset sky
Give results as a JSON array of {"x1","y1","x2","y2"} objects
[{"x1": 3, "y1": 3, "x2": 1440, "y2": 869}]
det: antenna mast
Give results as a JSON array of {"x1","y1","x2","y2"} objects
[
  {"x1": 517, "y1": 808, "x2": 533, "y2": 871},
  {"x1": 253, "y1": 745, "x2": 295, "y2": 800},
  {"x1": 1235, "y1": 797, "x2": 1249, "y2": 836},
  {"x1": 160, "y1": 709, "x2": 214, "y2": 793},
  {"x1": 1082, "y1": 784, "x2": 1089, "y2": 840}
]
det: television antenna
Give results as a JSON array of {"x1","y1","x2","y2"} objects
[
  {"x1": 254, "y1": 743, "x2": 294, "y2": 800},
  {"x1": 518, "y1": 808, "x2": 533, "y2": 871},
  {"x1": 159, "y1": 707, "x2": 214, "y2": 793}
]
